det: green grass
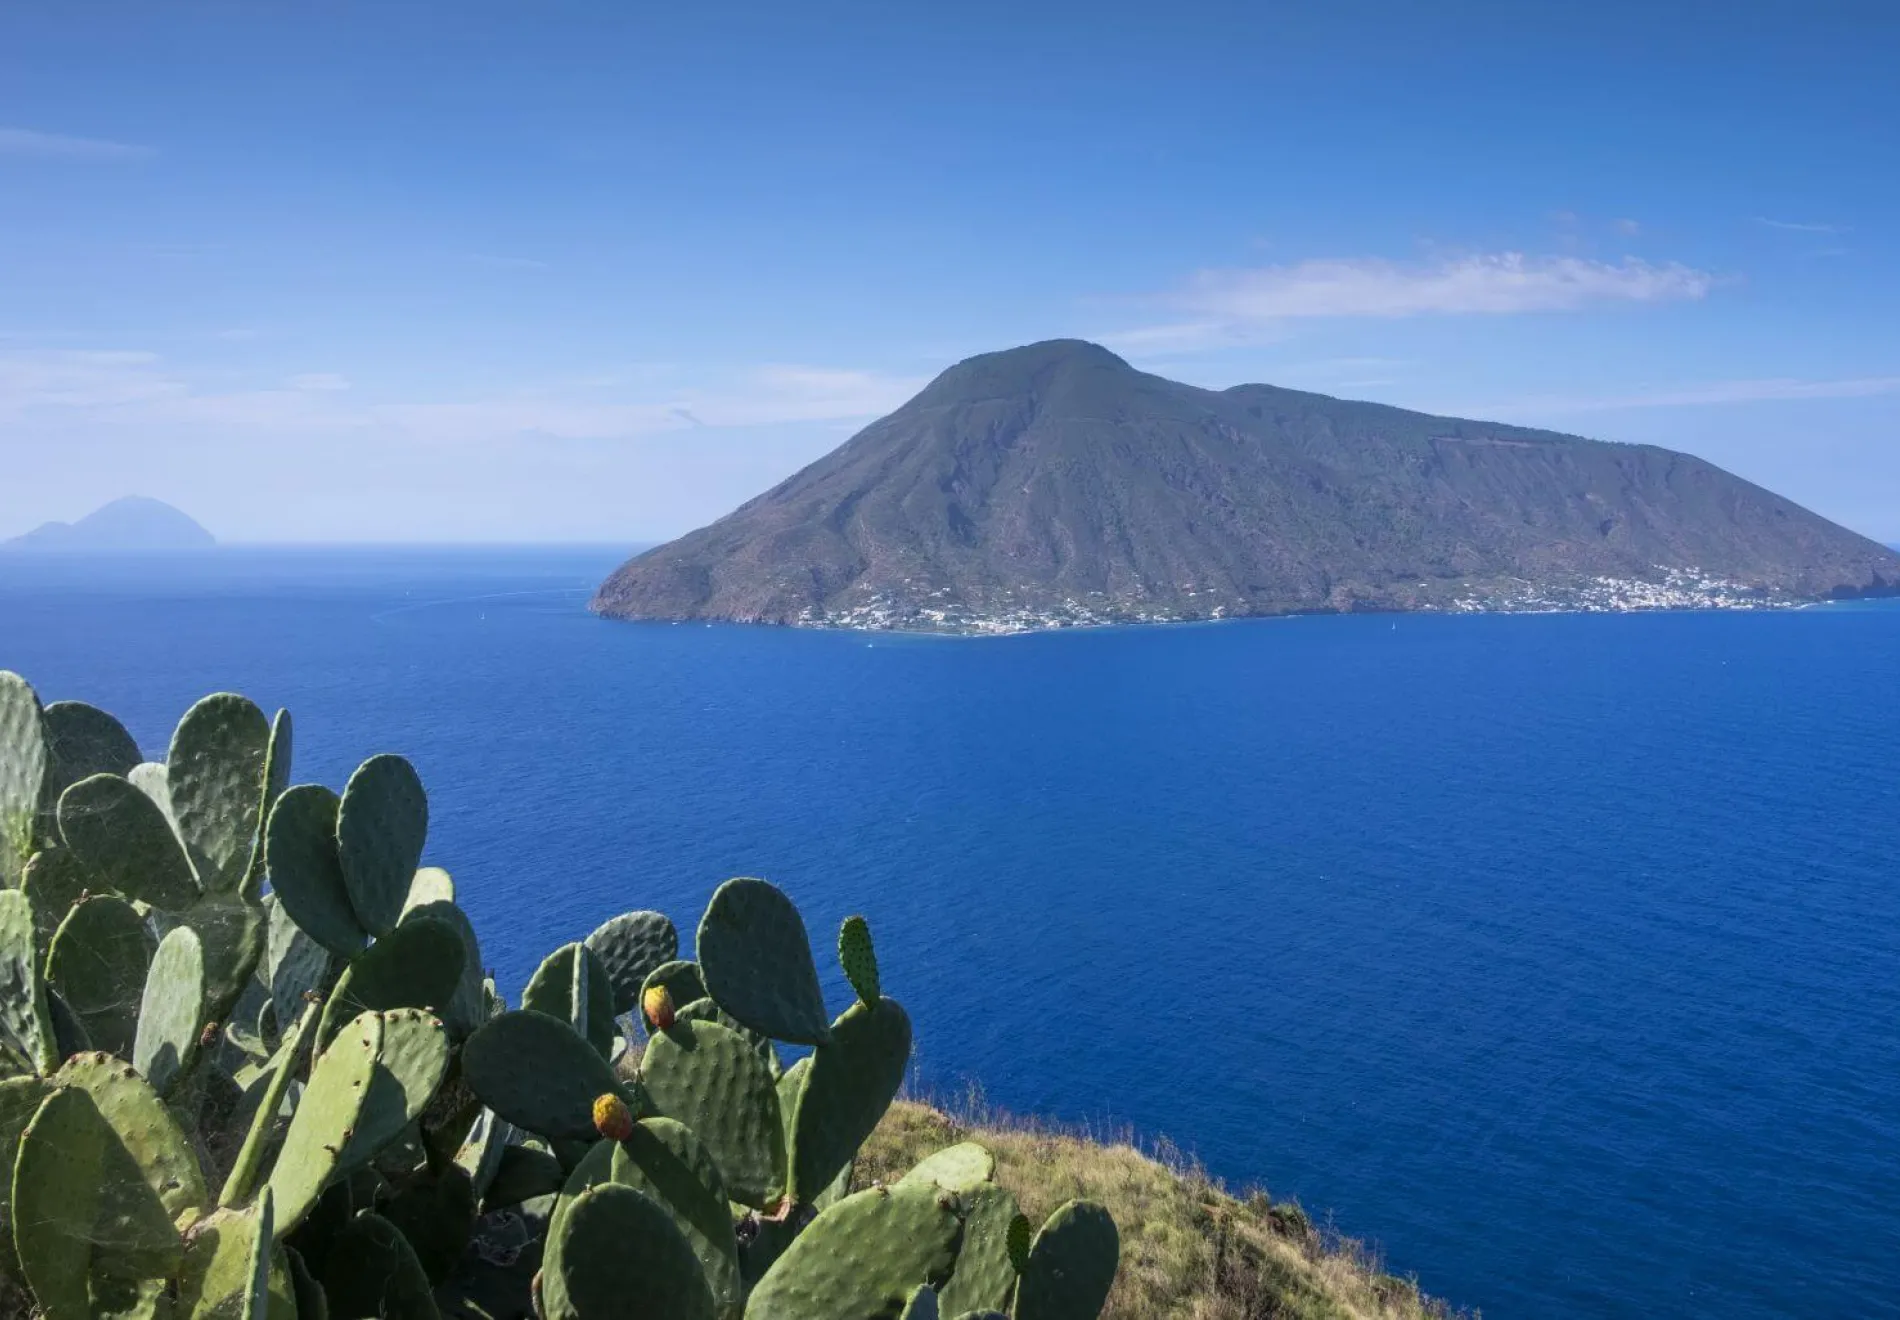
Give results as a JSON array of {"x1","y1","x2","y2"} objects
[{"x1": 856, "y1": 1098, "x2": 1472, "y2": 1320}]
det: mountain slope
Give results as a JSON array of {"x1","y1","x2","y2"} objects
[
  {"x1": 594, "y1": 341, "x2": 1900, "y2": 631},
  {"x1": 5, "y1": 497, "x2": 216, "y2": 552}
]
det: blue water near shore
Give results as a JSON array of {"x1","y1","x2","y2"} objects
[{"x1": 5, "y1": 545, "x2": 1899, "y2": 1317}]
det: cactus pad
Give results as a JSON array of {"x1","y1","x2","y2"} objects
[
  {"x1": 400, "y1": 898, "x2": 484, "y2": 1038},
  {"x1": 13, "y1": 1084, "x2": 184, "y2": 1315},
  {"x1": 584, "y1": 910, "x2": 678, "y2": 1015},
  {"x1": 0, "y1": 888, "x2": 57, "y2": 1074},
  {"x1": 175, "y1": 1197, "x2": 297, "y2": 1320},
  {"x1": 901, "y1": 1141, "x2": 996, "y2": 1193},
  {"x1": 0, "y1": 671, "x2": 46, "y2": 886},
  {"x1": 402, "y1": 865, "x2": 455, "y2": 913},
  {"x1": 265, "y1": 783, "x2": 367, "y2": 958},
  {"x1": 0, "y1": 1075, "x2": 54, "y2": 1277},
  {"x1": 265, "y1": 893, "x2": 335, "y2": 1023},
  {"x1": 788, "y1": 996, "x2": 912, "y2": 1203},
  {"x1": 462, "y1": 1009, "x2": 638, "y2": 1140},
  {"x1": 542, "y1": 1182, "x2": 715, "y2": 1320},
  {"x1": 335, "y1": 753, "x2": 428, "y2": 938},
  {"x1": 265, "y1": 1010, "x2": 376, "y2": 1234},
  {"x1": 1013, "y1": 1199, "x2": 1120, "y2": 1320},
  {"x1": 640, "y1": 1016, "x2": 785, "y2": 1208},
  {"x1": 40, "y1": 700, "x2": 141, "y2": 818},
  {"x1": 45, "y1": 894, "x2": 151, "y2": 1060},
  {"x1": 1006, "y1": 1211, "x2": 1033, "y2": 1273},
  {"x1": 522, "y1": 941, "x2": 616, "y2": 1058},
  {"x1": 344, "y1": 1006, "x2": 451, "y2": 1171},
  {"x1": 695, "y1": 877, "x2": 833, "y2": 1045},
  {"x1": 57, "y1": 1051, "x2": 207, "y2": 1222},
  {"x1": 838, "y1": 914, "x2": 881, "y2": 1006},
  {"x1": 936, "y1": 1184, "x2": 1022, "y2": 1316},
  {"x1": 315, "y1": 913, "x2": 465, "y2": 1050},
  {"x1": 21, "y1": 846, "x2": 89, "y2": 947},
  {"x1": 901, "y1": 1285, "x2": 941, "y2": 1320},
  {"x1": 746, "y1": 1183, "x2": 963, "y2": 1320},
  {"x1": 133, "y1": 923, "x2": 207, "y2": 1095},
  {"x1": 58, "y1": 771, "x2": 202, "y2": 911},
  {"x1": 167, "y1": 692, "x2": 272, "y2": 895},
  {"x1": 319, "y1": 1211, "x2": 438, "y2": 1318},
  {"x1": 610, "y1": 1117, "x2": 742, "y2": 1319}
]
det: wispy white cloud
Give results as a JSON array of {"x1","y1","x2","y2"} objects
[
  {"x1": 1756, "y1": 217, "x2": 1848, "y2": 234},
  {"x1": 1612, "y1": 218, "x2": 1642, "y2": 236},
  {"x1": 0, "y1": 348, "x2": 923, "y2": 444},
  {"x1": 1476, "y1": 375, "x2": 1900, "y2": 415},
  {"x1": 0, "y1": 126, "x2": 150, "y2": 160},
  {"x1": 1107, "y1": 252, "x2": 1715, "y2": 351},
  {"x1": 1180, "y1": 253, "x2": 1714, "y2": 319},
  {"x1": 287, "y1": 373, "x2": 351, "y2": 392}
]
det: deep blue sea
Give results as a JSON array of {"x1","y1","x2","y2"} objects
[{"x1": 4, "y1": 546, "x2": 1898, "y2": 1317}]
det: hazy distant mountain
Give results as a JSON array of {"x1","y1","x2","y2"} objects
[
  {"x1": 4, "y1": 497, "x2": 216, "y2": 552},
  {"x1": 594, "y1": 340, "x2": 1900, "y2": 632}
]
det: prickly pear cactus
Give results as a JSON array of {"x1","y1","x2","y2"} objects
[
  {"x1": 696, "y1": 878, "x2": 832, "y2": 1046},
  {"x1": 0, "y1": 673, "x2": 47, "y2": 887},
  {"x1": 745, "y1": 1184, "x2": 962, "y2": 1320},
  {"x1": 1013, "y1": 1199, "x2": 1121, "y2": 1320},
  {"x1": 838, "y1": 913, "x2": 881, "y2": 1006}
]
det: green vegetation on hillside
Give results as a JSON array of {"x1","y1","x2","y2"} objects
[{"x1": 861, "y1": 1101, "x2": 1465, "y2": 1320}]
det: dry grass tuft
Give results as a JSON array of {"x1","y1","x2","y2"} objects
[{"x1": 857, "y1": 1097, "x2": 1472, "y2": 1320}]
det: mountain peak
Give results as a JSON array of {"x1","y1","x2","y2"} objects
[
  {"x1": 5, "y1": 497, "x2": 216, "y2": 552},
  {"x1": 594, "y1": 348, "x2": 1900, "y2": 633}
]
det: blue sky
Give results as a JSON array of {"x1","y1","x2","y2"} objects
[{"x1": 2, "y1": 0, "x2": 1896, "y2": 543}]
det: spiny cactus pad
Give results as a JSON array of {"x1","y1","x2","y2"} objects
[
  {"x1": 21, "y1": 846, "x2": 89, "y2": 949},
  {"x1": 402, "y1": 865, "x2": 455, "y2": 913},
  {"x1": 57, "y1": 1051, "x2": 207, "y2": 1222},
  {"x1": 900, "y1": 1141, "x2": 996, "y2": 1194},
  {"x1": 335, "y1": 753, "x2": 428, "y2": 939},
  {"x1": 40, "y1": 700, "x2": 141, "y2": 819},
  {"x1": 1013, "y1": 1199, "x2": 1120, "y2": 1320},
  {"x1": 401, "y1": 898, "x2": 485, "y2": 1038},
  {"x1": 584, "y1": 910, "x2": 679, "y2": 1015},
  {"x1": 746, "y1": 1183, "x2": 963, "y2": 1320},
  {"x1": 265, "y1": 892, "x2": 335, "y2": 1022},
  {"x1": 167, "y1": 692, "x2": 273, "y2": 895},
  {"x1": 45, "y1": 894, "x2": 153, "y2": 1059},
  {"x1": 522, "y1": 941, "x2": 616, "y2": 1058},
  {"x1": 315, "y1": 912, "x2": 465, "y2": 1050},
  {"x1": 319, "y1": 1210, "x2": 438, "y2": 1318},
  {"x1": 175, "y1": 1198, "x2": 297, "y2": 1320},
  {"x1": 936, "y1": 1183, "x2": 1023, "y2": 1316},
  {"x1": 542, "y1": 1182, "x2": 715, "y2": 1320},
  {"x1": 696, "y1": 877, "x2": 833, "y2": 1046},
  {"x1": 0, "y1": 1075, "x2": 54, "y2": 1277},
  {"x1": 0, "y1": 672, "x2": 47, "y2": 887},
  {"x1": 462, "y1": 1009, "x2": 638, "y2": 1140},
  {"x1": 640, "y1": 1015, "x2": 786, "y2": 1208},
  {"x1": 13, "y1": 1084, "x2": 184, "y2": 1315},
  {"x1": 265, "y1": 1009, "x2": 380, "y2": 1234},
  {"x1": 610, "y1": 1117, "x2": 742, "y2": 1319},
  {"x1": 789, "y1": 996, "x2": 913, "y2": 1202},
  {"x1": 57, "y1": 771, "x2": 202, "y2": 911},
  {"x1": 133, "y1": 923, "x2": 207, "y2": 1096},
  {"x1": 838, "y1": 914, "x2": 881, "y2": 1006},
  {"x1": 0, "y1": 889, "x2": 57, "y2": 1074},
  {"x1": 265, "y1": 783, "x2": 366, "y2": 958},
  {"x1": 343, "y1": 1006, "x2": 451, "y2": 1171}
]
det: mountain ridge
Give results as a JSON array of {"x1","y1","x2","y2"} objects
[
  {"x1": 594, "y1": 340, "x2": 1900, "y2": 632},
  {"x1": 4, "y1": 496, "x2": 216, "y2": 553}
]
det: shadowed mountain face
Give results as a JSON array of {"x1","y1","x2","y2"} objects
[
  {"x1": 5, "y1": 497, "x2": 215, "y2": 552},
  {"x1": 594, "y1": 340, "x2": 1900, "y2": 631}
]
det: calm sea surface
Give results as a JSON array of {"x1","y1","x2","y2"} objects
[{"x1": 4, "y1": 546, "x2": 1897, "y2": 1317}]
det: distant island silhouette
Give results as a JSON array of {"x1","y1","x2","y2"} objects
[{"x1": 4, "y1": 496, "x2": 216, "y2": 553}]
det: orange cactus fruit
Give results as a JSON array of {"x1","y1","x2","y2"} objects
[
  {"x1": 592, "y1": 1092, "x2": 634, "y2": 1142},
  {"x1": 643, "y1": 983, "x2": 676, "y2": 1031}
]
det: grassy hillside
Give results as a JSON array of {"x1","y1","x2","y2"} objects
[{"x1": 858, "y1": 1100, "x2": 1468, "y2": 1320}]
